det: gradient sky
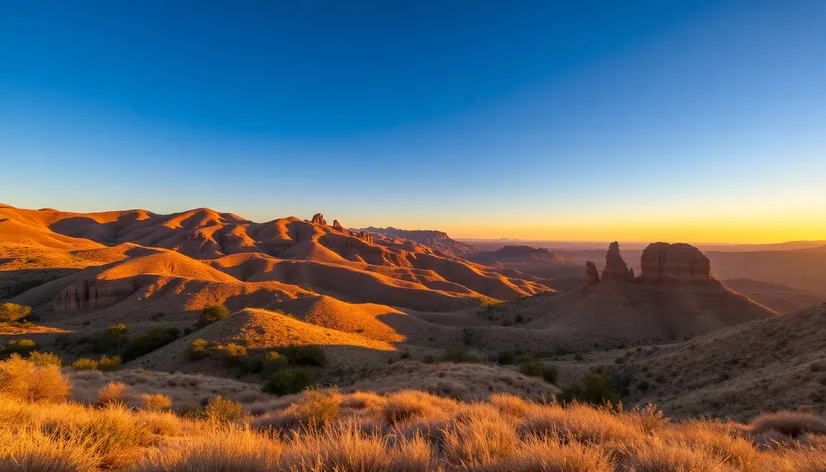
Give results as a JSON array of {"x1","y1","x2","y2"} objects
[{"x1": 2, "y1": 1, "x2": 825, "y2": 243}]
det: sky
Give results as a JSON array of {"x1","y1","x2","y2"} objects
[{"x1": 1, "y1": 0, "x2": 825, "y2": 243}]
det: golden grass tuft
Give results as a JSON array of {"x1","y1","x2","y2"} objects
[{"x1": 0, "y1": 354, "x2": 70, "y2": 403}]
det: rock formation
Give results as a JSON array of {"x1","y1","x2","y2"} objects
[
  {"x1": 355, "y1": 231, "x2": 373, "y2": 244},
  {"x1": 311, "y1": 213, "x2": 327, "y2": 226},
  {"x1": 332, "y1": 219, "x2": 344, "y2": 231},
  {"x1": 601, "y1": 241, "x2": 633, "y2": 281},
  {"x1": 585, "y1": 261, "x2": 600, "y2": 284},
  {"x1": 639, "y1": 242, "x2": 712, "y2": 283}
]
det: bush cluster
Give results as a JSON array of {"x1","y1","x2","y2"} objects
[
  {"x1": 198, "y1": 305, "x2": 230, "y2": 327},
  {"x1": 122, "y1": 327, "x2": 180, "y2": 361},
  {"x1": 278, "y1": 345, "x2": 326, "y2": 366},
  {"x1": 262, "y1": 368, "x2": 314, "y2": 395},
  {"x1": 0, "y1": 302, "x2": 31, "y2": 322}
]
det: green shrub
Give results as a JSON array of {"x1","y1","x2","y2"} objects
[
  {"x1": 98, "y1": 355, "x2": 122, "y2": 371},
  {"x1": 224, "y1": 343, "x2": 247, "y2": 364},
  {"x1": 262, "y1": 368, "x2": 314, "y2": 395},
  {"x1": 263, "y1": 351, "x2": 288, "y2": 372},
  {"x1": 96, "y1": 323, "x2": 128, "y2": 354},
  {"x1": 559, "y1": 371, "x2": 620, "y2": 405},
  {"x1": 0, "y1": 303, "x2": 31, "y2": 322},
  {"x1": 28, "y1": 351, "x2": 62, "y2": 367},
  {"x1": 441, "y1": 345, "x2": 480, "y2": 363},
  {"x1": 278, "y1": 345, "x2": 326, "y2": 366},
  {"x1": 542, "y1": 364, "x2": 559, "y2": 384},
  {"x1": 4, "y1": 339, "x2": 38, "y2": 354},
  {"x1": 121, "y1": 327, "x2": 179, "y2": 361},
  {"x1": 497, "y1": 350, "x2": 516, "y2": 365},
  {"x1": 187, "y1": 338, "x2": 211, "y2": 360},
  {"x1": 198, "y1": 305, "x2": 230, "y2": 326},
  {"x1": 205, "y1": 394, "x2": 244, "y2": 423},
  {"x1": 519, "y1": 357, "x2": 544, "y2": 377},
  {"x1": 423, "y1": 355, "x2": 436, "y2": 364},
  {"x1": 71, "y1": 357, "x2": 99, "y2": 371},
  {"x1": 55, "y1": 333, "x2": 72, "y2": 349}
]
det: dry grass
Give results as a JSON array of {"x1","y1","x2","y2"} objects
[
  {"x1": 2, "y1": 356, "x2": 826, "y2": 471},
  {"x1": 0, "y1": 353, "x2": 70, "y2": 403}
]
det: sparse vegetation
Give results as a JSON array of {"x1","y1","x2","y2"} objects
[
  {"x1": 3, "y1": 338, "x2": 38, "y2": 354},
  {"x1": 441, "y1": 344, "x2": 481, "y2": 363},
  {"x1": 186, "y1": 338, "x2": 210, "y2": 360},
  {"x1": 96, "y1": 323, "x2": 128, "y2": 354},
  {"x1": 263, "y1": 350, "x2": 288, "y2": 372},
  {"x1": 28, "y1": 351, "x2": 62, "y2": 366},
  {"x1": 121, "y1": 326, "x2": 179, "y2": 361},
  {"x1": 205, "y1": 394, "x2": 244, "y2": 423},
  {"x1": 0, "y1": 302, "x2": 31, "y2": 322},
  {"x1": 224, "y1": 343, "x2": 247, "y2": 364},
  {"x1": 1, "y1": 356, "x2": 826, "y2": 471},
  {"x1": 497, "y1": 350, "x2": 516, "y2": 365},
  {"x1": 0, "y1": 354, "x2": 70, "y2": 402},
  {"x1": 262, "y1": 368, "x2": 314, "y2": 395},
  {"x1": 96, "y1": 381, "x2": 129, "y2": 406},
  {"x1": 560, "y1": 370, "x2": 620, "y2": 405},
  {"x1": 71, "y1": 357, "x2": 100, "y2": 371},
  {"x1": 98, "y1": 355, "x2": 122, "y2": 371},
  {"x1": 278, "y1": 344, "x2": 326, "y2": 366},
  {"x1": 198, "y1": 304, "x2": 230, "y2": 326},
  {"x1": 140, "y1": 393, "x2": 173, "y2": 412}
]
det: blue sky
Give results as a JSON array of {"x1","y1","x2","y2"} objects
[{"x1": 1, "y1": 1, "x2": 824, "y2": 241}]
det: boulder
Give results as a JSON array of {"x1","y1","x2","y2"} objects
[
  {"x1": 602, "y1": 241, "x2": 633, "y2": 281},
  {"x1": 585, "y1": 261, "x2": 600, "y2": 284},
  {"x1": 639, "y1": 242, "x2": 712, "y2": 283}
]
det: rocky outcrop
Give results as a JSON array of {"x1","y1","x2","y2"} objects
[
  {"x1": 639, "y1": 242, "x2": 712, "y2": 283},
  {"x1": 585, "y1": 261, "x2": 600, "y2": 284},
  {"x1": 332, "y1": 219, "x2": 344, "y2": 231},
  {"x1": 355, "y1": 231, "x2": 373, "y2": 245},
  {"x1": 359, "y1": 227, "x2": 476, "y2": 256},
  {"x1": 311, "y1": 213, "x2": 327, "y2": 226},
  {"x1": 54, "y1": 279, "x2": 137, "y2": 312},
  {"x1": 602, "y1": 241, "x2": 633, "y2": 281}
]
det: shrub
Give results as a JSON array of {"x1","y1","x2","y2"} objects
[
  {"x1": 263, "y1": 368, "x2": 314, "y2": 395},
  {"x1": 187, "y1": 338, "x2": 210, "y2": 360},
  {"x1": 55, "y1": 333, "x2": 72, "y2": 349},
  {"x1": 98, "y1": 355, "x2": 122, "y2": 372},
  {"x1": 141, "y1": 393, "x2": 173, "y2": 412},
  {"x1": 441, "y1": 345, "x2": 480, "y2": 363},
  {"x1": 0, "y1": 354, "x2": 71, "y2": 402},
  {"x1": 96, "y1": 323, "x2": 128, "y2": 354},
  {"x1": 559, "y1": 371, "x2": 620, "y2": 405},
  {"x1": 519, "y1": 357, "x2": 544, "y2": 377},
  {"x1": 279, "y1": 344, "x2": 326, "y2": 366},
  {"x1": 28, "y1": 351, "x2": 62, "y2": 367},
  {"x1": 224, "y1": 343, "x2": 247, "y2": 364},
  {"x1": 294, "y1": 388, "x2": 341, "y2": 427},
  {"x1": 4, "y1": 338, "x2": 38, "y2": 354},
  {"x1": 497, "y1": 350, "x2": 516, "y2": 365},
  {"x1": 199, "y1": 304, "x2": 230, "y2": 326},
  {"x1": 96, "y1": 381, "x2": 129, "y2": 406},
  {"x1": 263, "y1": 351, "x2": 289, "y2": 372},
  {"x1": 122, "y1": 327, "x2": 180, "y2": 361},
  {"x1": 71, "y1": 357, "x2": 99, "y2": 370},
  {"x1": 542, "y1": 364, "x2": 559, "y2": 384},
  {"x1": 205, "y1": 394, "x2": 244, "y2": 422},
  {"x1": 0, "y1": 302, "x2": 31, "y2": 322}
]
